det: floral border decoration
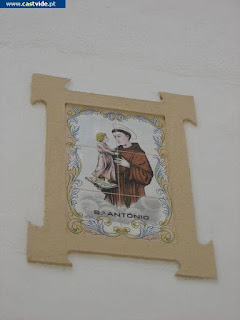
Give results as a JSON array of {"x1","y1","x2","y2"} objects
[{"x1": 66, "y1": 107, "x2": 174, "y2": 242}]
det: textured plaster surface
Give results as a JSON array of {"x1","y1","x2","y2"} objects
[{"x1": 0, "y1": 1, "x2": 240, "y2": 319}]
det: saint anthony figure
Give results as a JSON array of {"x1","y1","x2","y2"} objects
[
  {"x1": 103, "y1": 125, "x2": 153, "y2": 208},
  {"x1": 90, "y1": 132, "x2": 117, "y2": 182}
]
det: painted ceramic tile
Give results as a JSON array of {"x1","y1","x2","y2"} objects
[
  {"x1": 117, "y1": 195, "x2": 174, "y2": 241},
  {"x1": 114, "y1": 114, "x2": 165, "y2": 156},
  {"x1": 67, "y1": 190, "x2": 123, "y2": 237},
  {"x1": 66, "y1": 106, "x2": 119, "y2": 149},
  {"x1": 67, "y1": 146, "x2": 120, "y2": 193},
  {"x1": 66, "y1": 144, "x2": 163, "y2": 198},
  {"x1": 117, "y1": 195, "x2": 169, "y2": 225},
  {"x1": 116, "y1": 152, "x2": 167, "y2": 199},
  {"x1": 67, "y1": 190, "x2": 173, "y2": 241},
  {"x1": 66, "y1": 106, "x2": 174, "y2": 241}
]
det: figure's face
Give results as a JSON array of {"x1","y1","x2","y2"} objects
[
  {"x1": 103, "y1": 135, "x2": 109, "y2": 143},
  {"x1": 113, "y1": 132, "x2": 129, "y2": 146}
]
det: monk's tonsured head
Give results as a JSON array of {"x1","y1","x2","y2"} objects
[{"x1": 112, "y1": 129, "x2": 131, "y2": 145}]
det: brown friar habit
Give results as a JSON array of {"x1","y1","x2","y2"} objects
[{"x1": 104, "y1": 143, "x2": 153, "y2": 208}]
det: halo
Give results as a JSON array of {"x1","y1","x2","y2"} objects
[{"x1": 112, "y1": 123, "x2": 137, "y2": 140}]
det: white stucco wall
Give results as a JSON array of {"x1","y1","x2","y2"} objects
[{"x1": 0, "y1": 1, "x2": 240, "y2": 319}]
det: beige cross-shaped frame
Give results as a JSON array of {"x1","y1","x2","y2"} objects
[{"x1": 27, "y1": 74, "x2": 216, "y2": 279}]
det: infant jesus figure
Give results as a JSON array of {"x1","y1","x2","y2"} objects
[{"x1": 90, "y1": 132, "x2": 117, "y2": 183}]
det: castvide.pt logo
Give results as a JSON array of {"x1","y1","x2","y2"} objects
[{"x1": 0, "y1": 0, "x2": 66, "y2": 8}]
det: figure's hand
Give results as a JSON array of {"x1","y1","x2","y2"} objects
[{"x1": 114, "y1": 157, "x2": 130, "y2": 168}]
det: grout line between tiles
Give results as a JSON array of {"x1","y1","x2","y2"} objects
[
  {"x1": 75, "y1": 188, "x2": 162, "y2": 200},
  {"x1": 72, "y1": 187, "x2": 119, "y2": 195},
  {"x1": 118, "y1": 194, "x2": 161, "y2": 200}
]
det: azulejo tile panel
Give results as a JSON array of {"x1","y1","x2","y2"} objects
[
  {"x1": 28, "y1": 75, "x2": 217, "y2": 278},
  {"x1": 66, "y1": 105, "x2": 174, "y2": 242}
]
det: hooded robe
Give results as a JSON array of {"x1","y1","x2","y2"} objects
[{"x1": 103, "y1": 143, "x2": 153, "y2": 207}]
